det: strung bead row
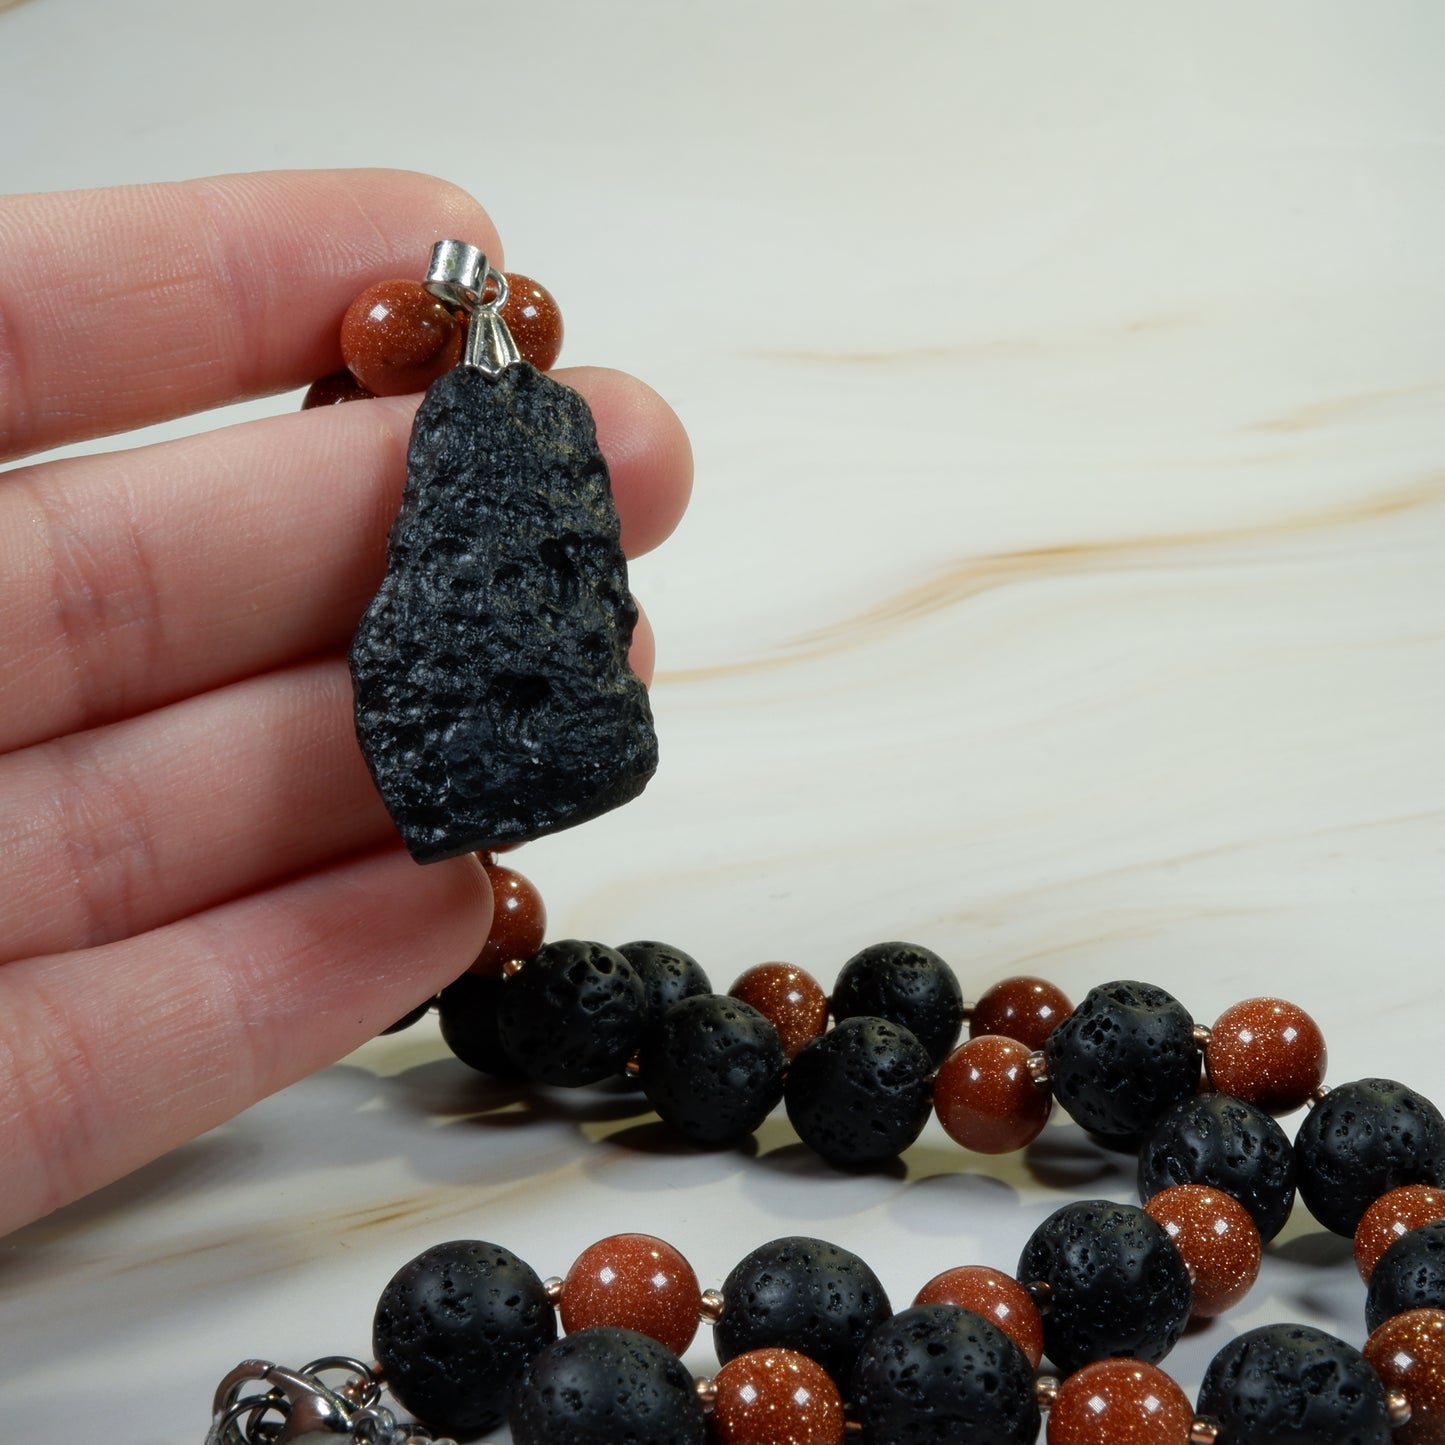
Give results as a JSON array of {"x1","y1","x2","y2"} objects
[{"x1": 369, "y1": 1225, "x2": 1445, "y2": 1445}]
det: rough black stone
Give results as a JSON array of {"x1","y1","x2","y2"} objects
[
  {"x1": 1197, "y1": 1323, "x2": 1391, "y2": 1445},
  {"x1": 715, "y1": 1235, "x2": 892, "y2": 1392},
  {"x1": 830, "y1": 941, "x2": 965, "y2": 1065},
  {"x1": 638, "y1": 994, "x2": 785, "y2": 1147},
  {"x1": 1138, "y1": 1092, "x2": 1296, "y2": 1243},
  {"x1": 437, "y1": 972, "x2": 523, "y2": 1078},
  {"x1": 350, "y1": 363, "x2": 657, "y2": 863},
  {"x1": 495, "y1": 939, "x2": 646, "y2": 1086},
  {"x1": 1365, "y1": 1218, "x2": 1445, "y2": 1332},
  {"x1": 1043, "y1": 980, "x2": 1199, "y2": 1143},
  {"x1": 372, "y1": 1238, "x2": 556, "y2": 1439},
  {"x1": 1294, "y1": 1077, "x2": 1445, "y2": 1237},
  {"x1": 509, "y1": 1327, "x2": 704, "y2": 1445},
  {"x1": 784, "y1": 1016, "x2": 934, "y2": 1167},
  {"x1": 1016, "y1": 1199, "x2": 1192, "y2": 1372},
  {"x1": 617, "y1": 940, "x2": 713, "y2": 1022},
  {"x1": 851, "y1": 1304, "x2": 1041, "y2": 1445}
]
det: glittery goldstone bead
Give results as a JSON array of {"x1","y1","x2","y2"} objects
[
  {"x1": 913, "y1": 1265, "x2": 1044, "y2": 1369},
  {"x1": 729, "y1": 962, "x2": 829, "y2": 1060},
  {"x1": 1045, "y1": 1359, "x2": 1194, "y2": 1445},
  {"x1": 302, "y1": 369, "x2": 374, "y2": 407},
  {"x1": 933, "y1": 1035, "x2": 1052, "y2": 1155},
  {"x1": 341, "y1": 279, "x2": 463, "y2": 395},
  {"x1": 1363, "y1": 1309, "x2": 1445, "y2": 1445},
  {"x1": 559, "y1": 1234, "x2": 701, "y2": 1357},
  {"x1": 469, "y1": 863, "x2": 546, "y2": 976},
  {"x1": 970, "y1": 976, "x2": 1073, "y2": 1050},
  {"x1": 1143, "y1": 1185, "x2": 1261, "y2": 1318},
  {"x1": 710, "y1": 1348, "x2": 845, "y2": 1445},
  {"x1": 1356, "y1": 1185, "x2": 1445, "y2": 1282},
  {"x1": 1204, "y1": 997, "x2": 1327, "y2": 1114},
  {"x1": 499, "y1": 273, "x2": 564, "y2": 372}
]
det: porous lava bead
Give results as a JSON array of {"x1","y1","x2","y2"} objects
[
  {"x1": 495, "y1": 939, "x2": 646, "y2": 1086},
  {"x1": 1363, "y1": 1309, "x2": 1445, "y2": 1445},
  {"x1": 912, "y1": 1265, "x2": 1044, "y2": 1368},
  {"x1": 830, "y1": 941, "x2": 965, "y2": 1064},
  {"x1": 933, "y1": 1034, "x2": 1052, "y2": 1154},
  {"x1": 1295, "y1": 1078, "x2": 1445, "y2": 1237},
  {"x1": 617, "y1": 940, "x2": 712, "y2": 1022},
  {"x1": 1204, "y1": 996, "x2": 1327, "y2": 1114},
  {"x1": 785, "y1": 1016, "x2": 934, "y2": 1167},
  {"x1": 638, "y1": 994, "x2": 785, "y2": 1147},
  {"x1": 1137, "y1": 1092, "x2": 1296, "y2": 1243},
  {"x1": 302, "y1": 369, "x2": 373, "y2": 407},
  {"x1": 850, "y1": 1304, "x2": 1040, "y2": 1445},
  {"x1": 715, "y1": 1236, "x2": 892, "y2": 1391},
  {"x1": 1016, "y1": 1200, "x2": 1192, "y2": 1373},
  {"x1": 1197, "y1": 1323, "x2": 1391, "y2": 1445},
  {"x1": 498, "y1": 273, "x2": 564, "y2": 372},
  {"x1": 970, "y1": 975, "x2": 1073, "y2": 1051},
  {"x1": 380, "y1": 996, "x2": 434, "y2": 1035},
  {"x1": 509, "y1": 1326, "x2": 704, "y2": 1445},
  {"x1": 437, "y1": 972, "x2": 524, "y2": 1078},
  {"x1": 373, "y1": 1239, "x2": 557, "y2": 1438},
  {"x1": 1046, "y1": 1358, "x2": 1195, "y2": 1445},
  {"x1": 560, "y1": 1234, "x2": 701, "y2": 1356},
  {"x1": 1143, "y1": 1184, "x2": 1261, "y2": 1318},
  {"x1": 730, "y1": 962, "x2": 829, "y2": 1060},
  {"x1": 1043, "y1": 981, "x2": 1198, "y2": 1143},
  {"x1": 341, "y1": 279, "x2": 463, "y2": 396},
  {"x1": 710, "y1": 1348, "x2": 846, "y2": 1445},
  {"x1": 470, "y1": 863, "x2": 546, "y2": 976},
  {"x1": 1356, "y1": 1185, "x2": 1445, "y2": 1282},
  {"x1": 1366, "y1": 1219, "x2": 1445, "y2": 1332}
]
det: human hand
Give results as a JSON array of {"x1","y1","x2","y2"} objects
[{"x1": 0, "y1": 170, "x2": 692, "y2": 1236}]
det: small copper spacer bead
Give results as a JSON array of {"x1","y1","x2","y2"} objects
[
  {"x1": 1188, "y1": 1420, "x2": 1220, "y2": 1444},
  {"x1": 1025, "y1": 1279, "x2": 1052, "y2": 1310},
  {"x1": 1386, "y1": 1389, "x2": 1412, "y2": 1428},
  {"x1": 699, "y1": 1288, "x2": 725, "y2": 1324},
  {"x1": 624, "y1": 1055, "x2": 642, "y2": 1078},
  {"x1": 502, "y1": 957, "x2": 526, "y2": 978},
  {"x1": 1309, "y1": 1084, "x2": 1331, "y2": 1105},
  {"x1": 543, "y1": 1276, "x2": 564, "y2": 1306},
  {"x1": 1192, "y1": 1024, "x2": 1213, "y2": 1050},
  {"x1": 695, "y1": 1377, "x2": 717, "y2": 1412},
  {"x1": 961, "y1": 1001, "x2": 976, "y2": 1023},
  {"x1": 1035, "y1": 1374, "x2": 1060, "y2": 1410},
  {"x1": 1027, "y1": 1051, "x2": 1050, "y2": 1086}
]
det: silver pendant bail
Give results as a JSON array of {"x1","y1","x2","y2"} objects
[{"x1": 424, "y1": 240, "x2": 522, "y2": 378}]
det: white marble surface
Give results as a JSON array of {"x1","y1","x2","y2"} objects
[{"x1": 2, "y1": 2, "x2": 1444, "y2": 1440}]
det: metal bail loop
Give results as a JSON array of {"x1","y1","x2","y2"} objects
[{"x1": 424, "y1": 239, "x2": 522, "y2": 378}]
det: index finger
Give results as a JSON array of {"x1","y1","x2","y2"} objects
[{"x1": 0, "y1": 169, "x2": 503, "y2": 462}]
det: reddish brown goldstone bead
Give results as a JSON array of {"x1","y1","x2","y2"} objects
[
  {"x1": 934, "y1": 1034, "x2": 1052, "y2": 1155},
  {"x1": 1143, "y1": 1184, "x2": 1261, "y2": 1318},
  {"x1": 970, "y1": 976, "x2": 1073, "y2": 1051},
  {"x1": 469, "y1": 864, "x2": 546, "y2": 977},
  {"x1": 1203, "y1": 997, "x2": 1327, "y2": 1114},
  {"x1": 1355, "y1": 1185, "x2": 1445, "y2": 1282},
  {"x1": 1046, "y1": 1359, "x2": 1195, "y2": 1445},
  {"x1": 913, "y1": 1265, "x2": 1044, "y2": 1368},
  {"x1": 498, "y1": 272, "x2": 564, "y2": 372},
  {"x1": 710, "y1": 1347, "x2": 845, "y2": 1445},
  {"x1": 340, "y1": 279, "x2": 463, "y2": 396},
  {"x1": 302, "y1": 369, "x2": 374, "y2": 408},
  {"x1": 1364, "y1": 1309, "x2": 1445, "y2": 1445},
  {"x1": 559, "y1": 1233, "x2": 701, "y2": 1357},
  {"x1": 729, "y1": 963, "x2": 828, "y2": 1060}
]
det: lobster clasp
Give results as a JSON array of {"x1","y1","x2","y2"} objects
[{"x1": 206, "y1": 1357, "x2": 391, "y2": 1445}]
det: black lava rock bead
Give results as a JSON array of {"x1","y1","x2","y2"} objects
[
  {"x1": 831, "y1": 941, "x2": 965, "y2": 1065},
  {"x1": 1197, "y1": 1323, "x2": 1391, "y2": 1445},
  {"x1": 715, "y1": 1235, "x2": 892, "y2": 1391},
  {"x1": 784, "y1": 1016, "x2": 934, "y2": 1167},
  {"x1": 1294, "y1": 1077, "x2": 1445, "y2": 1237},
  {"x1": 1365, "y1": 1218, "x2": 1445, "y2": 1332},
  {"x1": 372, "y1": 1239, "x2": 557, "y2": 1439},
  {"x1": 381, "y1": 996, "x2": 434, "y2": 1035},
  {"x1": 437, "y1": 973, "x2": 524, "y2": 1078},
  {"x1": 850, "y1": 1304, "x2": 1041, "y2": 1445},
  {"x1": 1138, "y1": 1091, "x2": 1296, "y2": 1243},
  {"x1": 617, "y1": 940, "x2": 713, "y2": 1022},
  {"x1": 509, "y1": 1326, "x2": 704, "y2": 1445},
  {"x1": 1043, "y1": 980, "x2": 1199, "y2": 1143},
  {"x1": 638, "y1": 994, "x2": 785, "y2": 1147},
  {"x1": 495, "y1": 939, "x2": 646, "y2": 1086},
  {"x1": 1016, "y1": 1199, "x2": 1192, "y2": 1372}
]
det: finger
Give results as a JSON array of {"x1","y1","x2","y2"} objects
[
  {"x1": 0, "y1": 847, "x2": 489, "y2": 1234},
  {"x1": 0, "y1": 169, "x2": 503, "y2": 462},
  {"x1": 0, "y1": 368, "x2": 688, "y2": 753},
  {"x1": 630, "y1": 597, "x2": 656, "y2": 685}
]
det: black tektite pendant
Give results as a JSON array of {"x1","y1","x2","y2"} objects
[{"x1": 349, "y1": 362, "x2": 658, "y2": 863}]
